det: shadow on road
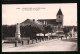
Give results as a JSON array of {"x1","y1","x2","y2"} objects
[
  {"x1": 61, "y1": 38, "x2": 77, "y2": 51},
  {"x1": 62, "y1": 38, "x2": 77, "y2": 43}
]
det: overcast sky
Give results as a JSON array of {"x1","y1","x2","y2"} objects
[{"x1": 2, "y1": 3, "x2": 77, "y2": 26}]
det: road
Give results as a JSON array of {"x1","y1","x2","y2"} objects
[{"x1": 2, "y1": 38, "x2": 77, "y2": 52}]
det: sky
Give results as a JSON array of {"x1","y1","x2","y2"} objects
[{"x1": 2, "y1": 3, "x2": 77, "y2": 26}]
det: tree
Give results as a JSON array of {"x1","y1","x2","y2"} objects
[
  {"x1": 20, "y1": 25, "x2": 42, "y2": 39},
  {"x1": 42, "y1": 24, "x2": 53, "y2": 36},
  {"x1": 63, "y1": 27, "x2": 71, "y2": 39},
  {"x1": 2, "y1": 25, "x2": 16, "y2": 39},
  {"x1": 74, "y1": 26, "x2": 77, "y2": 32}
]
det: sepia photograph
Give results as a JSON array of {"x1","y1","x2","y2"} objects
[{"x1": 2, "y1": 3, "x2": 77, "y2": 52}]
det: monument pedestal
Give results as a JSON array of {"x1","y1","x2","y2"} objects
[{"x1": 15, "y1": 23, "x2": 21, "y2": 42}]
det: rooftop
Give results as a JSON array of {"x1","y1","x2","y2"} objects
[{"x1": 57, "y1": 9, "x2": 63, "y2": 15}]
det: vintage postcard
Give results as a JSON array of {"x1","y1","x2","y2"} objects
[{"x1": 2, "y1": 3, "x2": 77, "y2": 52}]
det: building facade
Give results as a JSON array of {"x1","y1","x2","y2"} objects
[{"x1": 37, "y1": 9, "x2": 64, "y2": 32}]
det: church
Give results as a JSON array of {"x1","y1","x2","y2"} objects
[{"x1": 37, "y1": 8, "x2": 64, "y2": 32}]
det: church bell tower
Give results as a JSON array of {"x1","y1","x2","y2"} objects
[
  {"x1": 56, "y1": 8, "x2": 63, "y2": 26},
  {"x1": 56, "y1": 8, "x2": 63, "y2": 22},
  {"x1": 56, "y1": 8, "x2": 64, "y2": 31}
]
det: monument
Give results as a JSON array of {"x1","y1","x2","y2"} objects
[{"x1": 15, "y1": 23, "x2": 21, "y2": 41}]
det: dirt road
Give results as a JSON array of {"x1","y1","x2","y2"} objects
[{"x1": 2, "y1": 38, "x2": 77, "y2": 52}]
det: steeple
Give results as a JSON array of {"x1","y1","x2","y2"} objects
[
  {"x1": 57, "y1": 8, "x2": 63, "y2": 15},
  {"x1": 56, "y1": 8, "x2": 63, "y2": 23}
]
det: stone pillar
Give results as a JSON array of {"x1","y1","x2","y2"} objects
[
  {"x1": 15, "y1": 41, "x2": 18, "y2": 47},
  {"x1": 72, "y1": 27, "x2": 74, "y2": 38},
  {"x1": 27, "y1": 40, "x2": 29, "y2": 44},
  {"x1": 21, "y1": 41, "x2": 24, "y2": 45},
  {"x1": 15, "y1": 23, "x2": 21, "y2": 41}
]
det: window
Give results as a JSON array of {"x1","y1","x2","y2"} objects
[{"x1": 59, "y1": 16, "x2": 60, "y2": 18}]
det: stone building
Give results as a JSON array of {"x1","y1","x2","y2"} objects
[{"x1": 37, "y1": 9, "x2": 64, "y2": 32}]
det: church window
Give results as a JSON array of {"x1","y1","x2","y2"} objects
[{"x1": 59, "y1": 16, "x2": 60, "y2": 18}]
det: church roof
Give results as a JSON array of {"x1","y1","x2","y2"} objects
[
  {"x1": 37, "y1": 19, "x2": 56, "y2": 21},
  {"x1": 37, "y1": 19, "x2": 62, "y2": 26},
  {"x1": 57, "y1": 9, "x2": 63, "y2": 15}
]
